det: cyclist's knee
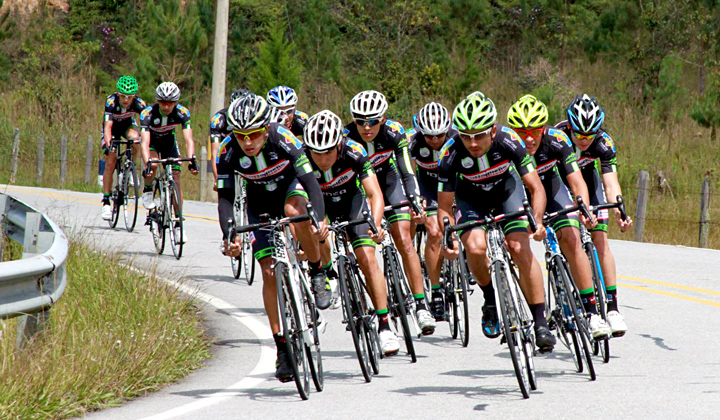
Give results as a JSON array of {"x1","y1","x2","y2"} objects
[
  {"x1": 283, "y1": 196, "x2": 306, "y2": 217},
  {"x1": 259, "y1": 258, "x2": 274, "y2": 280},
  {"x1": 505, "y1": 235, "x2": 529, "y2": 259},
  {"x1": 463, "y1": 236, "x2": 487, "y2": 259},
  {"x1": 558, "y1": 227, "x2": 582, "y2": 251}
]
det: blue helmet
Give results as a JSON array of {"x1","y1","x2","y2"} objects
[
  {"x1": 267, "y1": 86, "x2": 298, "y2": 107},
  {"x1": 566, "y1": 94, "x2": 605, "y2": 134}
]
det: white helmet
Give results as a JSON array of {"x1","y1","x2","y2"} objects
[
  {"x1": 155, "y1": 82, "x2": 181, "y2": 102},
  {"x1": 350, "y1": 90, "x2": 388, "y2": 119},
  {"x1": 304, "y1": 110, "x2": 343, "y2": 153},
  {"x1": 267, "y1": 86, "x2": 298, "y2": 107},
  {"x1": 227, "y1": 93, "x2": 270, "y2": 130},
  {"x1": 268, "y1": 106, "x2": 287, "y2": 124},
  {"x1": 417, "y1": 102, "x2": 451, "y2": 136}
]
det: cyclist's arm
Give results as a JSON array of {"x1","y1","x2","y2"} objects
[
  {"x1": 294, "y1": 153, "x2": 326, "y2": 220},
  {"x1": 182, "y1": 128, "x2": 195, "y2": 158},
  {"x1": 361, "y1": 173, "x2": 384, "y2": 229},
  {"x1": 103, "y1": 120, "x2": 114, "y2": 148},
  {"x1": 217, "y1": 187, "x2": 234, "y2": 239},
  {"x1": 437, "y1": 141, "x2": 457, "y2": 232},
  {"x1": 210, "y1": 140, "x2": 220, "y2": 181},
  {"x1": 602, "y1": 171, "x2": 625, "y2": 216},
  {"x1": 437, "y1": 191, "x2": 455, "y2": 231},
  {"x1": 566, "y1": 171, "x2": 591, "y2": 208},
  {"x1": 394, "y1": 139, "x2": 421, "y2": 199},
  {"x1": 521, "y1": 170, "x2": 547, "y2": 227},
  {"x1": 140, "y1": 130, "x2": 151, "y2": 166}
]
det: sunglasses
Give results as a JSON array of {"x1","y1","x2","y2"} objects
[
  {"x1": 118, "y1": 93, "x2": 136, "y2": 100},
  {"x1": 233, "y1": 126, "x2": 267, "y2": 140},
  {"x1": 278, "y1": 107, "x2": 295, "y2": 116},
  {"x1": 458, "y1": 127, "x2": 492, "y2": 140},
  {"x1": 355, "y1": 118, "x2": 382, "y2": 127},
  {"x1": 513, "y1": 126, "x2": 544, "y2": 139},
  {"x1": 573, "y1": 131, "x2": 597, "y2": 141}
]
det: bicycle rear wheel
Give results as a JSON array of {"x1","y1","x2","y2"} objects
[
  {"x1": 109, "y1": 167, "x2": 121, "y2": 229},
  {"x1": 586, "y1": 244, "x2": 611, "y2": 362},
  {"x1": 276, "y1": 262, "x2": 311, "y2": 400},
  {"x1": 457, "y1": 251, "x2": 471, "y2": 347},
  {"x1": 494, "y1": 261, "x2": 531, "y2": 399},
  {"x1": 548, "y1": 262, "x2": 583, "y2": 373},
  {"x1": 301, "y1": 275, "x2": 324, "y2": 392},
  {"x1": 385, "y1": 248, "x2": 416, "y2": 363},
  {"x1": 122, "y1": 162, "x2": 139, "y2": 232},
  {"x1": 167, "y1": 181, "x2": 183, "y2": 259},
  {"x1": 558, "y1": 258, "x2": 596, "y2": 381},
  {"x1": 150, "y1": 181, "x2": 165, "y2": 254},
  {"x1": 338, "y1": 257, "x2": 372, "y2": 382},
  {"x1": 445, "y1": 260, "x2": 459, "y2": 339},
  {"x1": 241, "y1": 204, "x2": 256, "y2": 285}
]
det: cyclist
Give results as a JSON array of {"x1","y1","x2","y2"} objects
[
  {"x1": 409, "y1": 102, "x2": 459, "y2": 321},
  {"x1": 266, "y1": 86, "x2": 309, "y2": 139},
  {"x1": 507, "y1": 94, "x2": 611, "y2": 338},
  {"x1": 344, "y1": 90, "x2": 436, "y2": 336},
  {"x1": 438, "y1": 92, "x2": 557, "y2": 353},
  {"x1": 140, "y1": 82, "x2": 198, "y2": 217},
  {"x1": 303, "y1": 109, "x2": 401, "y2": 355},
  {"x1": 555, "y1": 94, "x2": 633, "y2": 337},
  {"x1": 209, "y1": 88, "x2": 252, "y2": 188},
  {"x1": 101, "y1": 76, "x2": 147, "y2": 220},
  {"x1": 216, "y1": 94, "x2": 329, "y2": 382}
]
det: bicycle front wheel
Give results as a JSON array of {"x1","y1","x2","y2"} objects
[
  {"x1": 122, "y1": 162, "x2": 139, "y2": 232},
  {"x1": 301, "y1": 274, "x2": 324, "y2": 392},
  {"x1": 167, "y1": 181, "x2": 183, "y2": 259},
  {"x1": 109, "y1": 167, "x2": 121, "y2": 229},
  {"x1": 338, "y1": 257, "x2": 372, "y2": 382},
  {"x1": 385, "y1": 248, "x2": 416, "y2": 363},
  {"x1": 457, "y1": 251, "x2": 471, "y2": 347},
  {"x1": 558, "y1": 258, "x2": 596, "y2": 380},
  {"x1": 276, "y1": 262, "x2": 311, "y2": 400},
  {"x1": 494, "y1": 261, "x2": 531, "y2": 399},
  {"x1": 149, "y1": 181, "x2": 165, "y2": 254}
]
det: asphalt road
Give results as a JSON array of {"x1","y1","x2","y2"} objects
[{"x1": 3, "y1": 184, "x2": 719, "y2": 419}]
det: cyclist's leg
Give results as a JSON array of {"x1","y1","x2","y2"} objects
[
  {"x1": 166, "y1": 140, "x2": 183, "y2": 209},
  {"x1": 420, "y1": 181, "x2": 443, "y2": 287},
  {"x1": 102, "y1": 135, "x2": 119, "y2": 196},
  {"x1": 126, "y1": 126, "x2": 141, "y2": 163}
]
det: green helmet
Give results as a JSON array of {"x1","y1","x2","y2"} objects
[
  {"x1": 507, "y1": 94, "x2": 548, "y2": 129},
  {"x1": 453, "y1": 92, "x2": 497, "y2": 131},
  {"x1": 117, "y1": 76, "x2": 138, "y2": 95}
]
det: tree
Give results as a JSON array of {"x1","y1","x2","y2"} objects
[
  {"x1": 691, "y1": 66, "x2": 720, "y2": 142},
  {"x1": 249, "y1": 20, "x2": 303, "y2": 94}
]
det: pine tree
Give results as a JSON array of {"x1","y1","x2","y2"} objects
[{"x1": 249, "y1": 21, "x2": 303, "y2": 94}]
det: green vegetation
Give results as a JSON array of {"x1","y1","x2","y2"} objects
[
  {"x1": 0, "y1": 0, "x2": 718, "y2": 248},
  {"x1": 0, "y1": 236, "x2": 211, "y2": 419}
]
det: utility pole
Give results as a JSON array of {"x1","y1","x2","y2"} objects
[{"x1": 204, "y1": 0, "x2": 229, "y2": 201}]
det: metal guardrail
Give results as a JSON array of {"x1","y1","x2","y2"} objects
[{"x1": 0, "y1": 192, "x2": 68, "y2": 347}]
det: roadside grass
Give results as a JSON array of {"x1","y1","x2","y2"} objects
[{"x1": 0, "y1": 234, "x2": 211, "y2": 420}]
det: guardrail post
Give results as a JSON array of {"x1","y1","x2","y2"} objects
[
  {"x1": 60, "y1": 134, "x2": 68, "y2": 186},
  {"x1": 634, "y1": 170, "x2": 650, "y2": 242},
  {"x1": 699, "y1": 176, "x2": 711, "y2": 248},
  {"x1": 200, "y1": 146, "x2": 208, "y2": 202},
  {"x1": 10, "y1": 128, "x2": 20, "y2": 184},
  {"x1": 16, "y1": 212, "x2": 50, "y2": 350},
  {"x1": 37, "y1": 134, "x2": 45, "y2": 185},
  {"x1": 85, "y1": 135, "x2": 94, "y2": 185}
]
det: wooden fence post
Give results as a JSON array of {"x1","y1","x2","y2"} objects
[
  {"x1": 199, "y1": 146, "x2": 208, "y2": 202},
  {"x1": 36, "y1": 135, "x2": 45, "y2": 185},
  {"x1": 634, "y1": 170, "x2": 650, "y2": 242},
  {"x1": 84, "y1": 135, "x2": 94, "y2": 185},
  {"x1": 10, "y1": 128, "x2": 19, "y2": 184},
  {"x1": 59, "y1": 135, "x2": 68, "y2": 186},
  {"x1": 699, "y1": 176, "x2": 711, "y2": 248}
]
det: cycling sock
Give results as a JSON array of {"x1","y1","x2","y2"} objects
[
  {"x1": 322, "y1": 261, "x2": 332, "y2": 270},
  {"x1": 102, "y1": 194, "x2": 110, "y2": 203},
  {"x1": 529, "y1": 303, "x2": 549, "y2": 328},
  {"x1": 414, "y1": 294, "x2": 427, "y2": 311},
  {"x1": 377, "y1": 308, "x2": 390, "y2": 332},
  {"x1": 273, "y1": 332, "x2": 286, "y2": 354},
  {"x1": 579, "y1": 288, "x2": 598, "y2": 314},
  {"x1": 480, "y1": 283, "x2": 496, "y2": 306},
  {"x1": 308, "y1": 260, "x2": 322, "y2": 275},
  {"x1": 143, "y1": 184, "x2": 152, "y2": 192},
  {"x1": 322, "y1": 261, "x2": 337, "y2": 279},
  {"x1": 606, "y1": 285, "x2": 618, "y2": 312},
  {"x1": 431, "y1": 284, "x2": 441, "y2": 290}
]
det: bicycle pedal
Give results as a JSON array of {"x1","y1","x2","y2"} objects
[{"x1": 500, "y1": 335, "x2": 507, "y2": 345}]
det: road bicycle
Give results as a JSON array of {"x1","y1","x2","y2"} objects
[
  {"x1": 444, "y1": 201, "x2": 538, "y2": 399},
  {"x1": 235, "y1": 204, "x2": 324, "y2": 400},
  {"x1": 328, "y1": 211, "x2": 382, "y2": 382},
  {"x1": 145, "y1": 157, "x2": 193, "y2": 260},
  {"x1": 229, "y1": 174, "x2": 255, "y2": 284},
  {"x1": 107, "y1": 139, "x2": 140, "y2": 232}
]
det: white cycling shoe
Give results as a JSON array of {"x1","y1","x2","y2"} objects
[
  {"x1": 417, "y1": 309, "x2": 436, "y2": 335},
  {"x1": 588, "y1": 313, "x2": 612, "y2": 339},
  {"x1": 379, "y1": 329, "x2": 400, "y2": 356},
  {"x1": 606, "y1": 311, "x2": 628, "y2": 337},
  {"x1": 142, "y1": 192, "x2": 155, "y2": 209},
  {"x1": 101, "y1": 204, "x2": 112, "y2": 220}
]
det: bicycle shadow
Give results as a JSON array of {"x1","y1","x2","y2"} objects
[{"x1": 170, "y1": 386, "x2": 301, "y2": 403}]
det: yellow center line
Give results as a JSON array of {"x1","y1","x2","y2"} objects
[
  {"x1": 617, "y1": 274, "x2": 720, "y2": 297},
  {"x1": 620, "y1": 284, "x2": 720, "y2": 308}
]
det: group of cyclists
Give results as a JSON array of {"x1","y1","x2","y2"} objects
[{"x1": 99, "y1": 75, "x2": 633, "y2": 385}]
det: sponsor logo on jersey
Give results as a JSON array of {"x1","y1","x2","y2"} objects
[
  {"x1": 240, "y1": 160, "x2": 290, "y2": 181},
  {"x1": 535, "y1": 159, "x2": 557, "y2": 174},
  {"x1": 320, "y1": 168, "x2": 356, "y2": 190},
  {"x1": 177, "y1": 105, "x2": 190, "y2": 118},
  {"x1": 461, "y1": 157, "x2": 473, "y2": 168},
  {"x1": 140, "y1": 107, "x2": 152, "y2": 120},
  {"x1": 240, "y1": 156, "x2": 252, "y2": 169},
  {"x1": 463, "y1": 160, "x2": 510, "y2": 182},
  {"x1": 416, "y1": 160, "x2": 438, "y2": 170},
  {"x1": 278, "y1": 127, "x2": 301, "y2": 148},
  {"x1": 369, "y1": 150, "x2": 393, "y2": 167},
  {"x1": 150, "y1": 125, "x2": 176, "y2": 133},
  {"x1": 439, "y1": 138, "x2": 455, "y2": 159},
  {"x1": 385, "y1": 119, "x2": 405, "y2": 134},
  {"x1": 314, "y1": 170, "x2": 321, "y2": 178},
  {"x1": 347, "y1": 140, "x2": 367, "y2": 156},
  {"x1": 420, "y1": 147, "x2": 430, "y2": 158},
  {"x1": 548, "y1": 127, "x2": 572, "y2": 147},
  {"x1": 211, "y1": 113, "x2": 223, "y2": 129},
  {"x1": 296, "y1": 110, "x2": 308, "y2": 120},
  {"x1": 601, "y1": 132, "x2": 616, "y2": 152},
  {"x1": 269, "y1": 152, "x2": 278, "y2": 160},
  {"x1": 106, "y1": 96, "x2": 116, "y2": 107},
  {"x1": 576, "y1": 156, "x2": 595, "y2": 168},
  {"x1": 154, "y1": 118, "x2": 160, "y2": 125},
  {"x1": 502, "y1": 126, "x2": 525, "y2": 147}
]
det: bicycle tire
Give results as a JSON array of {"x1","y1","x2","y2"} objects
[
  {"x1": 557, "y1": 257, "x2": 596, "y2": 380},
  {"x1": 445, "y1": 260, "x2": 459, "y2": 339},
  {"x1": 109, "y1": 166, "x2": 121, "y2": 229},
  {"x1": 548, "y1": 261, "x2": 583, "y2": 373},
  {"x1": 494, "y1": 260, "x2": 531, "y2": 399},
  {"x1": 122, "y1": 162, "x2": 139, "y2": 232},
  {"x1": 385, "y1": 248, "x2": 417, "y2": 363},
  {"x1": 150, "y1": 180, "x2": 165, "y2": 254},
  {"x1": 338, "y1": 256, "x2": 372, "y2": 382},
  {"x1": 241, "y1": 202, "x2": 256, "y2": 285},
  {"x1": 457, "y1": 251, "x2": 471, "y2": 347},
  {"x1": 586, "y1": 243, "x2": 611, "y2": 361},
  {"x1": 354, "y1": 265, "x2": 381, "y2": 375},
  {"x1": 507, "y1": 259, "x2": 536, "y2": 390},
  {"x1": 168, "y1": 181, "x2": 183, "y2": 259},
  {"x1": 275, "y1": 262, "x2": 311, "y2": 400},
  {"x1": 301, "y1": 276, "x2": 324, "y2": 392}
]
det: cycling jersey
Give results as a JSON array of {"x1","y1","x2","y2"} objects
[
  {"x1": 216, "y1": 123, "x2": 326, "y2": 259},
  {"x1": 140, "y1": 103, "x2": 191, "y2": 165},
  {"x1": 410, "y1": 128, "x2": 459, "y2": 205},
  {"x1": 209, "y1": 108, "x2": 232, "y2": 144},
  {"x1": 291, "y1": 110, "x2": 309, "y2": 138},
  {"x1": 438, "y1": 126, "x2": 535, "y2": 198},
  {"x1": 102, "y1": 94, "x2": 146, "y2": 150},
  {"x1": 306, "y1": 137, "x2": 376, "y2": 249},
  {"x1": 344, "y1": 120, "x2": 420, "y2": 222}
]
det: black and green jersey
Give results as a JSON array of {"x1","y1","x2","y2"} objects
[
  {"x1": 307, "y1": 137, "x2": 374, "y2": 204},
  {"x1": 555, "y1": 120, "x2": 618, "y2": 175}
]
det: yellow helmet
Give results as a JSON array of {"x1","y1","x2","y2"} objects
[{"x1": 507, "y1": 94, "x2": 549, "y2": 129}]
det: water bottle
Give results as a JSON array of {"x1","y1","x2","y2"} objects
[{"x1": 98, "y1": 159, "x2": 105, "y2": 186}]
